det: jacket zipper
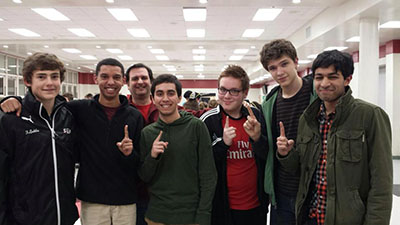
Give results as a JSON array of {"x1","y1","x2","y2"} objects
[{"x1": 39, "y1": 104, "x2": 62, "y2": 225}]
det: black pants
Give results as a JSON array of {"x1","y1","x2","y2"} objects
[{"x1": 230, "y1": 206, "x2": 266, "y2": 225}]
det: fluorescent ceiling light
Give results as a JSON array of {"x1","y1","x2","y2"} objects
[
  {"x1": 194, "y1": 65, "x2": 204, "y2": 71},
  {"x1": 323, "y1": 46, "x2": 348, "y2": 51},
  {"x1": 127, "y1": 28, "x2": 150, "y2": 37},
  {"x1": 163, "y1": 65, "x2": 175, "y2": 69},
  {"x1": 32, "y1": 8, "x2": 70, "y2": 21},
  {"x1": 250, "y1": 46, "x2": 256, "y2": 49},
  {"x1": 193, "y1": 55, "x2": 205, "y2": 60},
  {"x1": 80, "y1": 55, "x2": 97, "y2": 60},
  {"x1": 44, "y1": 45, "x2": 49, "y2": 48},
  {"x1": 176, "y1": 75, "x2": 184, "y2": 79},
  {"x1": 156, "y1": 55, "x2": 170, "y2": 61},
  {"x1": 233, "y1": 49, "x2": 249, "y2": 54},
  {"x1": 62, "y1": 48, "x2": 82, "y2": 53},
  {"x1": 68, "y1": 28, "x2": 95, "y2": 37},
  {"x1": 252, "y1": 8, "x2": 282, "y2": 21},
  {"x1": 346, "y1": 36, "x2": 360, "y2": 42},
  {"x1": 192, "y1": 49, "x2": 206, "y2": 54},
  {"x1": 242, "y1": 29, "x2": 264, "y2": 38},
  {"x1": 8, "y1": 28, "x2": 40, "y2": 37},
  {"x1": 106, "y1": 48, "x2": 123, "y2": 54},
  {"x1": 118, "y1": 55, "x2": 133, "y2": 60},
  {"x1": 198, "y1": 46, "x2": 204, "y2": 49},
  {"x1": 199, "y1": 0, "x2": 207, "y2": 3},
  {"x1": 96, "y1": 45, "x2": 101, "y2": 48},
  {"x1": 147, "y1": 46, "x2": 152, "y2": 49},
  {"x1": 106, "y1": 0, "x2": 114, "y2": 3},
  {"x1": 27, "y1": 52, "x2": 32, "y2": 55},
  {"x1": 229, "y1": 55, "x2": 244, "y2": 61},
  {"x1": 187, "y1": 29, "x2": 205, "y2": 38},
  {"x1": 292, "y1": 0, "x2": 301, "y2": 4},
  {"x1": 195, "y1": 67, "x2": 204, "y2": 72},
  {"x1": 150, "y1": 49, "x2": 165, "y2": 54},
  {"x1": 183, "y1": 8, "x2": 207, "y2": 21},
  {"x1": 380, "y1": 21, "x2": 400, "y2": 28},
  {"x1": 3, "y1": 45, "x2": 8, "y2": 48},
  {"x1": 0, "y1": 18, "x2": 3, "y2": 21},
  {"x1": 13, "y1": 0, "x2": 22, "y2": 4},
  {"x1": 167, "y1": 67, "x2": 177, "y2": 72},
  {"x1": 107, "y1": 8, "x2": 138, "y2": 21},
  {"x1": 298, "y1": 60, "x2": 311, "y2": 64},
  {"x1": 197, "y1": 74, "x2": 205, "y2": 78},
  {"x1": 307, "y1": 54, "x2": 318, "y2": 59}
]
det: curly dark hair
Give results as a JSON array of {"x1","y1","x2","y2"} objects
[{"x1": 23, "y1": 52, "x2": 66, "y2": 84}]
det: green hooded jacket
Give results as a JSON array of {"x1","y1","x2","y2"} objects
[{"x1": 261, "y1": 75, "x2": 317, "y2": 206}]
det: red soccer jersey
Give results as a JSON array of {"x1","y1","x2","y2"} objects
[{"x1": 222, "y1": 113, "x2": 260, "y2": 210}]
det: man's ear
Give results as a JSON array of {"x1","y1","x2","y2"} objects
[
  {"x1": 24, "y1": 78, "x2": 31, "y2": 87},
  {"x1": 243, "y1": 89, "x2": 249, "y2": 98},
  {"x1": 344, "y1": 75, "x2": 352, "y2": 86},
  {"x1": 93, "y1": 74, "x2": 98, "y2": 84},
  {"x1": 294, "y1": 57, "x2": 299, "y2": 67},
  {"x1": 150, "y1": 95, "x2": 154, "y2": 102}
]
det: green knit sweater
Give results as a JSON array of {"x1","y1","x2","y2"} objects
[{"x1": 139, "y1": 111, "x2": 217, "y2": 225}]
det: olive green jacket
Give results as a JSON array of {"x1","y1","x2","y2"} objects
[{"x1": 278, "y1": 88, "x2": 393, "y2": 225}]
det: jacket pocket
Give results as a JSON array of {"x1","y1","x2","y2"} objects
[
  {"x1": 297, "y1": 135, "x2": 313, "y2": 158},
  {"x1": 336, "y1": 130, "x2": 364, "y2": 162}
]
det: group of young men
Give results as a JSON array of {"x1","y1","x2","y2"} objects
[{"x1": 0, "y1": 38, "x2": 393, "y2": 225}]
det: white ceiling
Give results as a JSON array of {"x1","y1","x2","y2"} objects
[{"x1": 0, "y1": 0, "x2": 399, "y2": 81}]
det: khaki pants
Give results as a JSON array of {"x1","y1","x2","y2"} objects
[
  {"x1": 80, "y1": 201, "x2": 136, "y2": 225},
  {"x1": 144, "y1": 217, "x2": 198, "y2": 225}
]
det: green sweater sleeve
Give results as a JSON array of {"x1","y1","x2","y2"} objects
[{"x1": 195, "y1": 121, "x2": 217, "y2": 225}]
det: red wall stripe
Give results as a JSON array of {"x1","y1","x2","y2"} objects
[
  {"x1": 180, "y1": 80, "x2": 218, "y2": 88},
  {"x1": 386, "y1": 40, "x2": 400, "y2": 55},
  {"x1": 79, "y1": 73, "x2": 95, "y2": 84},
  {"x1": 352, "y1": 51, "x2": 359, "y2": 63}
]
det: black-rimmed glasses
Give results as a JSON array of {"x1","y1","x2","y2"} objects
[{"x1": 218, "y1": 87, "x2": 242, "y2": 96}]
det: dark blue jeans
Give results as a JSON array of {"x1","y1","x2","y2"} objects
[{"x1": 270, "y1": 192, "x2": 296, "y2": 225}]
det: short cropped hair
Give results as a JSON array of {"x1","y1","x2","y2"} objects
[
  {"x1": 22, "y1": 52, "x2": 66, "y2": 84},
  {"x1": 151, "y1": 74, "x2": 182, "y2": 97},
  {"x1": 125, "y1": 63, "x2": 154, "y2": 82},
  {"x1": 62, "y1": 92, "x2": 74, "y2": 101},
  {"x1": 95, "y1": 58, "x2": 124, "y2": 76},
  {"x1": 260, "y1": 39, "x2": 297, "y2": 71},
  {"x1": 218, "y1": 65, "x2": 249, "y2": 91},
  {"x1": 311, "y1": 50, "x2": 354, "y2": 79}
]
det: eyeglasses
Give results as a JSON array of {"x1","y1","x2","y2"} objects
[{"x1": 218, "y1": 87, "x2": 242, "y2": 96}]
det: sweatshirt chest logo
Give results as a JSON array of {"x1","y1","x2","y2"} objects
[
  {"x1": 63, "y1": 128, "x2": 71, "y2": 134},
  {"x1": 21, "y1": 116, "x2": 34, "y2": 124},
  {"x1": 25, "y1": 129, "x2": 39, "y2": 135}
]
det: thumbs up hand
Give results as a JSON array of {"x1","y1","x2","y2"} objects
[
  {"x1": 276, "y1": 122, "x2": 294, "y2": 156},
  {"x1": 117, "y1": 125, "x2": 133, "y2": 156},
  {"x1": 223, "y1": 116, "x2": 236, "y2": 146},
  {"x1": 151, "y1": 130, "x2": 169, "y2": 158}
]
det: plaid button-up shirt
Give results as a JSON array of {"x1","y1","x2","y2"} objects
[{"x1": 309, "y1": 103, "x2": 335, "y2": 225}]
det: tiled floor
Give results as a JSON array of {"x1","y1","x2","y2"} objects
[{"x1": 74, "y1": 159, "x2": 400, "y2": 225}]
